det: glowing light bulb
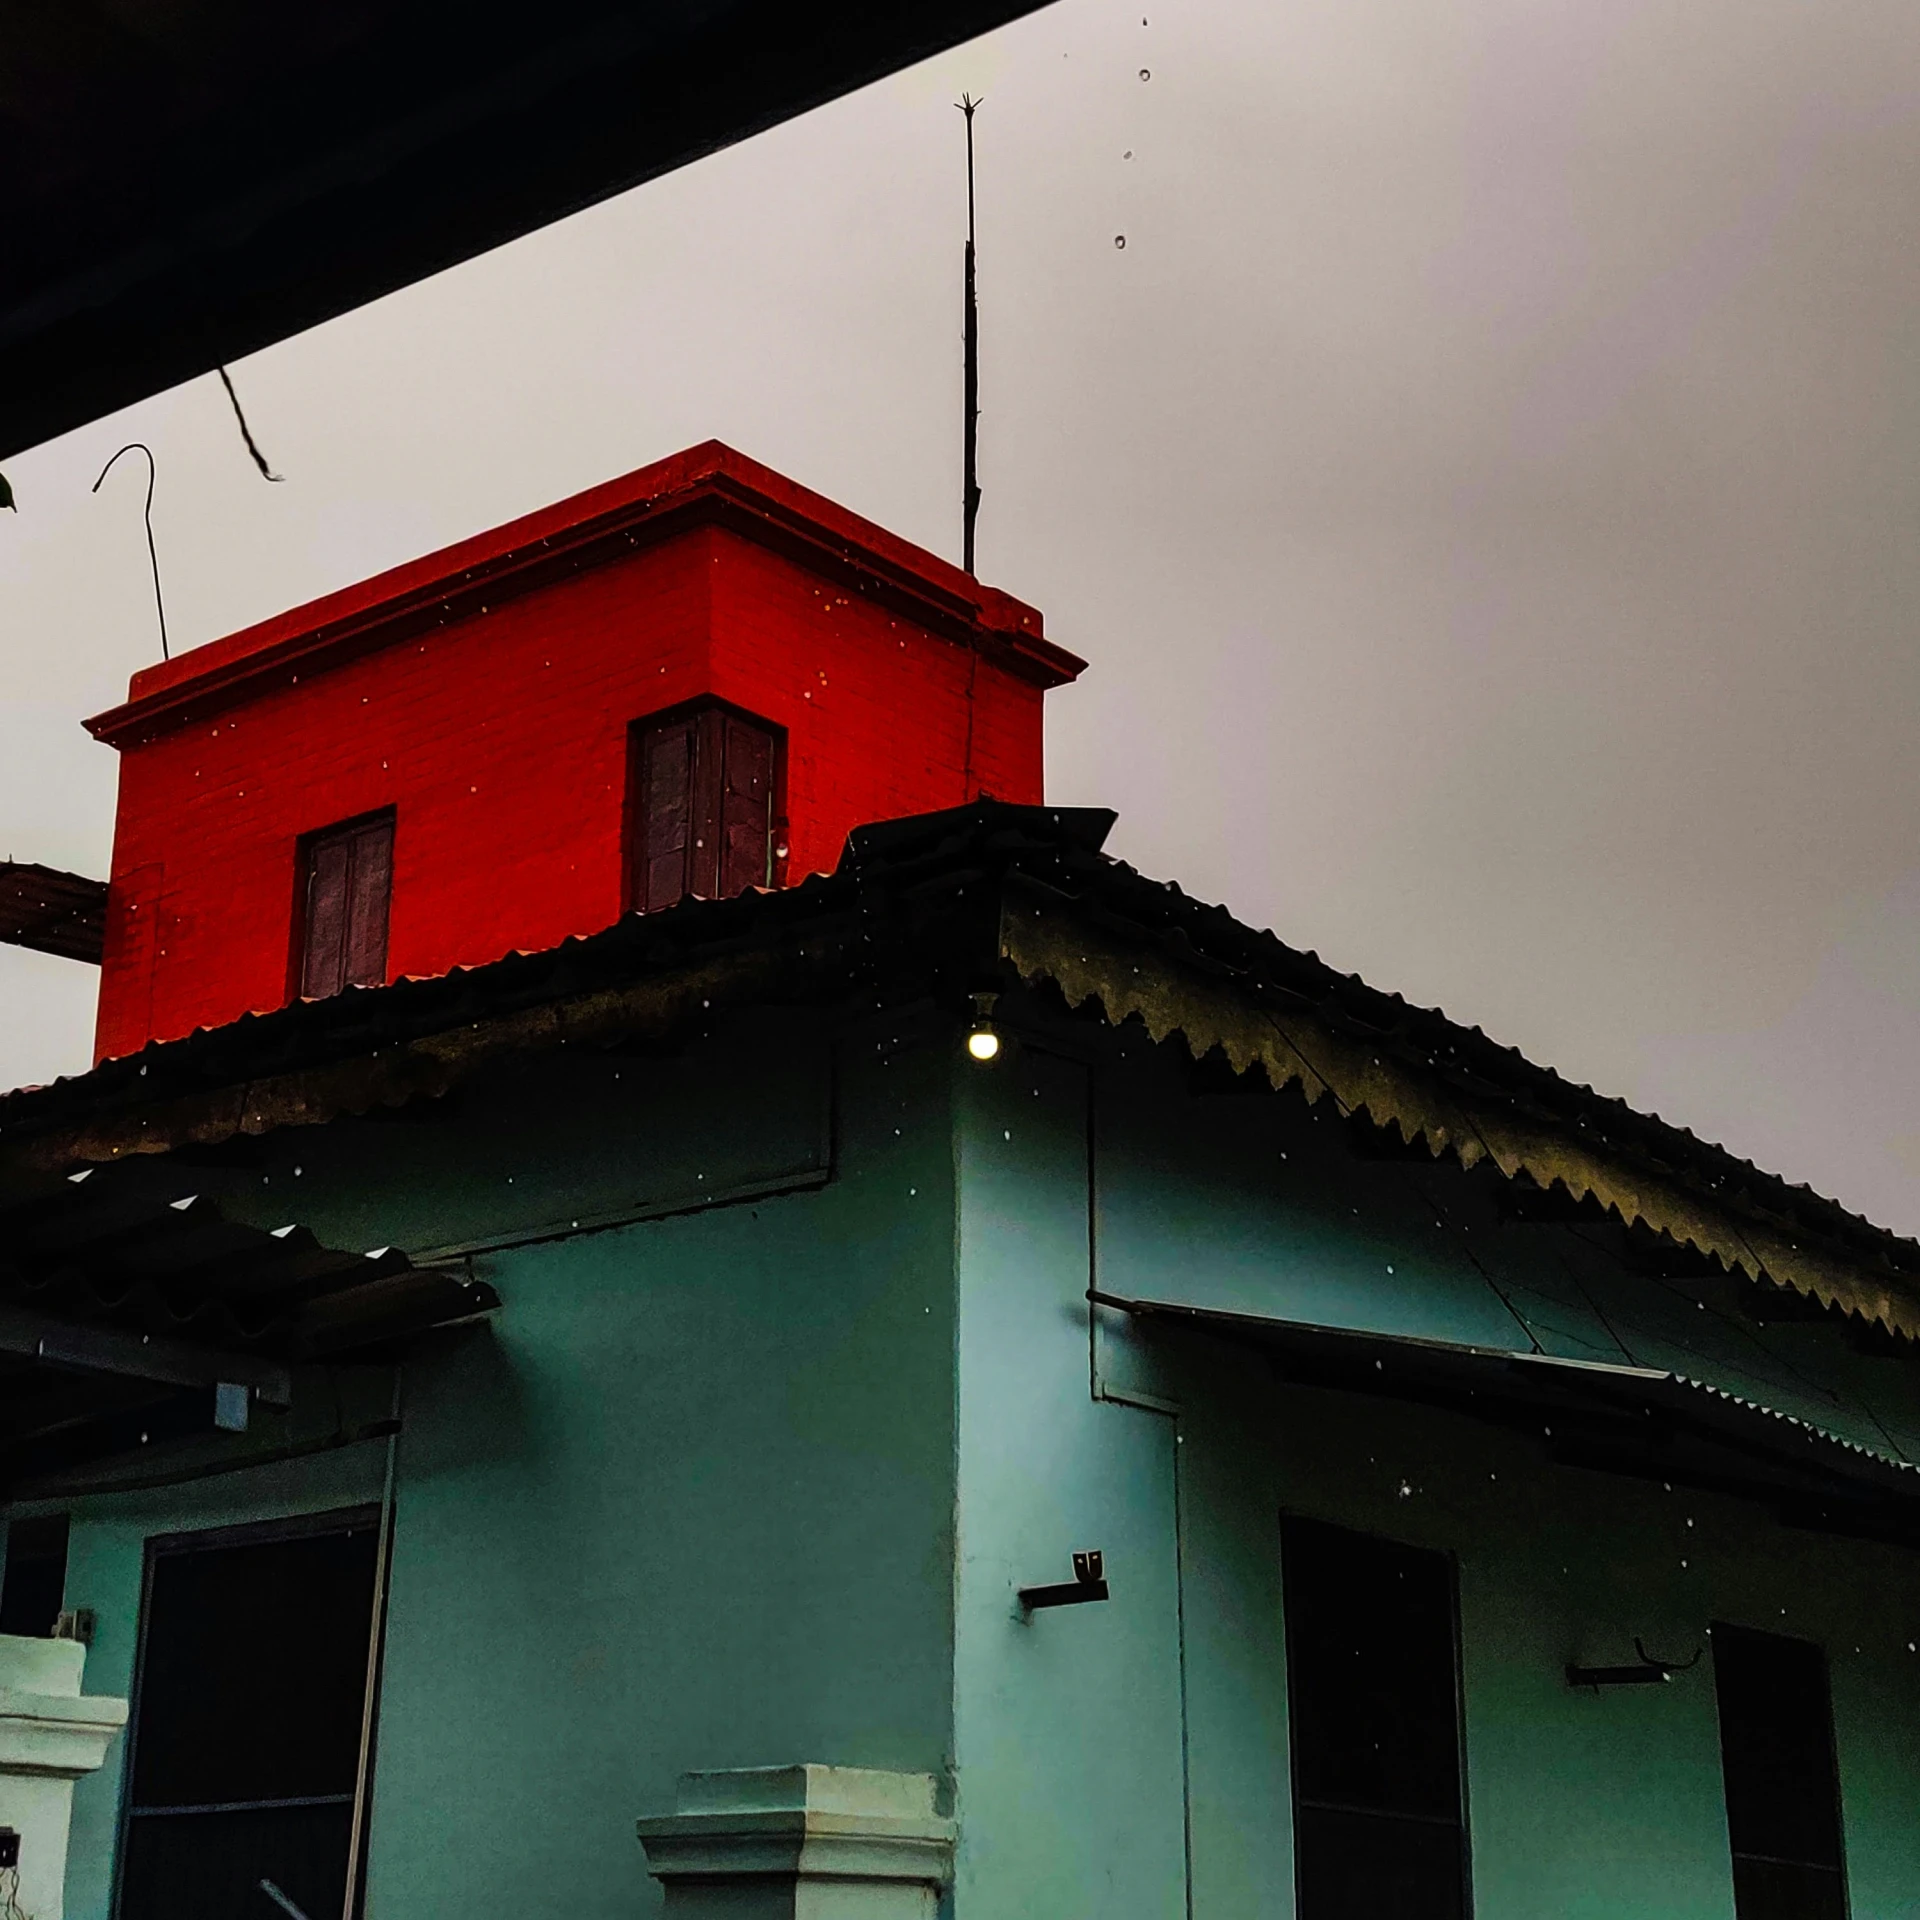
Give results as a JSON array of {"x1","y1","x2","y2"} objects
[{"x1": 967, "y1": 1028, "x2": 1001, "y2": 1063}]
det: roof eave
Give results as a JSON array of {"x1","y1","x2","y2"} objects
[
  {"x1": 84, "y1": 447, "x2": 1077, "y2": 748},
  {"x1": 4, "y1": 799, "x2": 1913, "y2": 1345}
]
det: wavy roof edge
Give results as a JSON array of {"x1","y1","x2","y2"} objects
[{"x1": 3, "y1": 800, "x2": 1915, "y2": 1338}]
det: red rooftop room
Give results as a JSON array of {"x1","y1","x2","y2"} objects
[{"x1": 71, "y1": 443, "x2": 1083, "y2": 1061}]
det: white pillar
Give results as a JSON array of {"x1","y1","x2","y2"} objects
[
  {"x1": 637, "y1": 1766, "x2": 954, "y2": 1919},
  {"x1": 0, "y1": 1635, "x2": 128, "y2": 1920}
]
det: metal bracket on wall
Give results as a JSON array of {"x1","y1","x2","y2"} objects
[
  {"x1": 52, "y1": 1609, "x2": 96, "y2": 1647},
  {"x1": 1018, "y1": 1550, "x2": 1109, "y2": 1612},
  {"x1": 1565, "y1": 1638, "x2": 1701, "y2": 1690}
]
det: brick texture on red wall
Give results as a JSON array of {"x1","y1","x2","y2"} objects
[{"x1": 85, "y1": 444, "x2": 1083, "y2": 1062}]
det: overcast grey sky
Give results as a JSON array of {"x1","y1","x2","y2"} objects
[{"x1": 4, "y1": 0, "x2": 1920, "y2": 1232}]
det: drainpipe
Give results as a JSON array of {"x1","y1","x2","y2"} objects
[
  {"x1": 1082, "y1": 1065, "x2": 1195, "y2": 1920},
  {"x1": 340, "y1": 1369, "x2": 401, "y2": 1920}
]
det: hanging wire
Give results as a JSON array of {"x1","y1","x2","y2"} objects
[
  {"x1": 217, "y1": 366, "x2": 284, "y2": 481},
  {"x1": 92, "y1": 442, "x2": 169, "y2": 660}
]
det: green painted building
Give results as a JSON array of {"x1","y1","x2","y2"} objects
[
  {"x1": 2, "y1": 802, "x2": 1917, "y2": 1918},
  {"x1": 1, "y1": 469, "x2": 1916, "y2": 1920}
]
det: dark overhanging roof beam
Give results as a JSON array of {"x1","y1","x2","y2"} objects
[
  {"x1": 0, "y1": 0, "x2": 1056, "y2": 460},
  {"x1": 2, "y1": 1380, "x2": 251, "y2": 1487},
  {"x1": 0, "y1": 1303, "x2": 291, "y2": 1407},
  {"x1": 0, "y1": 864, "x2": 107, "y2": 965}
]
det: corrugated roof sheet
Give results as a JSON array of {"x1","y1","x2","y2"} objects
[
  {"x1": 0, "y1": 1154, "x2": 497, "y2": 1486},
  {"x1": 3, "y1": 799, "x2": 1917, "y2": 1340},
  {"x1": 1097, "y1": 1291, "x2": 1920, "y2": 1549}
]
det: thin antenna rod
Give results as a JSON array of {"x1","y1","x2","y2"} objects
[
  {"x1": 92, "y1": 443, "x2": 169, "y2": 661},
  {"x1": 957, "y1": 93, "x2": 982, "y2": 577},
  {"x1": 217, "y1": 366, "x2": 285, "y2": 481}
]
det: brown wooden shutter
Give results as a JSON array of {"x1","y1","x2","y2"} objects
[
  {"x1": 687, "y1": 707, "x2": 725, "y2": 902},
  {"x1": 718, "y1": 712, "x2": 774, "y2": 896},
  {"x1": 342, "y1": 815, "x2": 392, "y2": 988},
  {"x1": 299, "y1": 814, "x2": 393, "y2": 999},
  {"x1": 631, "y1": 706, "x2": 777, "y2": 913},
  {"x1": 636, "y1": 715, "x2": 696, "y2": 913},
  {"x1": 300, "y1": 835, "x2": 352, "y2": 999}
]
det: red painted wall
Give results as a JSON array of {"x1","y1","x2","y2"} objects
[{"x1": 86, "y1": 444, "x2": 1082, "y2": 1061}]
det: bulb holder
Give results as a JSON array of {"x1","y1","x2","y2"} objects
[{"x1": 965, "y1": 991, "x2": 1002, "y2": 1064}]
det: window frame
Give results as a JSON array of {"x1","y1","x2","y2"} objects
[
  {"x1": 1711, "y1": 1619, "x2": 1851, "y2": 1920},
  {"x1": 290, "y1": 808, "x2": 396, "y2": 1003},
  {"x1": 111, "y1": 1506, "x2": 385, "y2": 1920},
  {"x1": 0, "y1": 1511, "x2": 70, "y2": 1638},
  {"x1": 1279, "y1": 1510, "x2": 1475, "y2": 1920},
  {"x1": 624, "y1": 698, "x2": 786, "y2": 916}
]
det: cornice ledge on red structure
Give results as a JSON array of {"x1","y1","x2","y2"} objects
[{"x1": 86, "y1": 441, "x2": 1085, "y2": 748}]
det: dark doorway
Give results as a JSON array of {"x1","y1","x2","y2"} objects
[
  {"x1": 1713, "y1": 1623, "x2": 1849, "y2": 1920},
  {"x1": 116, "y1": 1511, "x2": 382, "y2": 1920},
  {"x1": 1281, "y1": 1515, "x2": 1470, "y2": 1920},
  {"x1": 0, "y1": 1513, "x2": 69, "y2": 1637}
]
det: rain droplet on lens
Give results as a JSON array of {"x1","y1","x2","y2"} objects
[
  {"x1": 1139, "y1": 68, "x2": 1151, "y2": 80},
  {"x1": 1114, "y1": 234, "x2": 1127, "y2": 249}
]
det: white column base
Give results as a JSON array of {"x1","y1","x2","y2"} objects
[
  {"x1": 637, "y1": 1766, "x2": 954, "y2": 1920},
  {"x1": 0, "y1": 1635, "x2": 128, "y2": 1920}
]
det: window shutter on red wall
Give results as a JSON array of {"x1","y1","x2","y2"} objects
[
  {"x1": 687, "y1": 708, "x2": 725, "y2": 901},
  {"x1": 638, "y1": 716, "x2": 697, "y2": 912},
  {"x1": 300, "y1": 836, "x2": 352, "y2": 999},
  {"x1": 719, "y1": 713, "x2": 774, "y2": 897},
  {"x1": 343, "y1": 816, "x2": 392, "y2": 987},
  {"x1": 299, "y1": 814, "x2": 393, "y2": 999},
  {"x1": 632, "y1": 707, "x2": 776, "y2": 914}
]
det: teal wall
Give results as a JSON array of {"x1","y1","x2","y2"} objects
[
  {"x1": 952, "y1": 1019, "x2": 1920, "y2": 1918},
  {"x1": 17, "y1": 1000, "x2": 1920, "y2": 1920},
  {"x1": 953, "y1": 1040, "x2": 1189, "y2": 1918},
  {"x1": 22, "y1": 1008, "x2": 960, "y2": 1920}
]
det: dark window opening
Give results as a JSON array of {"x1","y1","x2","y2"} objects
[
  {"x1": 0, "y1": 1513, "x2": 69, "y2": 1637},
  {"x1": 1713, "y1": 1624, "x2": 1849, "y2": 1920},
  {"x1": 628, "y1": 705, "x2": 778, "y2": 914},
  {"x1": 1282, "y1": 1515, "x2": 1470, "y2": 1920},
  {"x1": 296, "y1": 812, "x2": 393, "y2": 1000},
  {"x1": 117, "y1": 1512, "x2": 382, "y2": 1920}
]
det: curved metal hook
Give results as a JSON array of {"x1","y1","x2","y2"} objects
[
  {"x1": 1635, "y1": 1638, "x2": 1703, "y2": 1675},
  {"x1": 91, "y1": 442, "x2": 169, "y2": 661}
]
